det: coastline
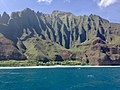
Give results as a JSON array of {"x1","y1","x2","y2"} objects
[{"x1": 0, "y1": 65, "x2": 120, "y2": 69}]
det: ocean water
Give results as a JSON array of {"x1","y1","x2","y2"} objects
[{"x1": 0, "y1": 67, "x2": 120, "y2": 90}]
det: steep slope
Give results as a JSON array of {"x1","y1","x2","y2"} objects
[
  {"x1": 0, "y1": 8, "x2": 119, "y2": 65},
  {"x1": 70, "y1": 38, "x2": 120, "y2": 65},
  {"x1": 0, "y1": 34, "x2": 26, "y2": 60},
  {"x1": 0, "y1": 8, "x2": 119, "y2": 49},
  {"x1": 22, "y1": 36, "x2": 65, "y2": 61}
]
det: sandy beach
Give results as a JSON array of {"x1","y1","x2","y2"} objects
[{"x1": 0, "y1": 65, "x2": 119, "y2": 69}]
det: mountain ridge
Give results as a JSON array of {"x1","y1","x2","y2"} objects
[{"x1": 0, "y1": 8, "x2": 120, "y2": 65}]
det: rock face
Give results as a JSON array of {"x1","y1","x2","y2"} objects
[
  {"x1": 0, "y1": 8, "x2": 119, "y2": 65},
  {"x1": 0, "y1": 12, "x2": 10, "y2": 24},
  {"x1": 80, "y1": 39, "x2": 120, "y2": 65},
  {"x1": 92, "y1": 38, "x2": 106, "y2": 45},
  {"x1": 0, "y1": 8, "x2": 119, "y2": 49},
  {"x1": 0, "y1": 34, "x2": 26, "y2": 60}
]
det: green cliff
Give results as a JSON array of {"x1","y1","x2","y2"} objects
[{"x1": 0, "y1": 8, "x2": 120, "y2": 65}]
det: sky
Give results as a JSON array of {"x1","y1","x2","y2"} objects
[{"x1": 0, "y1": 0, "x2": 120, "y2": 23}]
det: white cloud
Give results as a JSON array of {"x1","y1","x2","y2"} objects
[
  {"x1": 98, "y1": 0, "x2": 117, "y2": 8},
  {"x1": 64, "y1": 0, "x2": 70, "y2": 3},
  {"x1": 37, "y1": 0, "x2": 70, "y2": 4},
  {"x1": 37, "y1": 0, "x2": 53, "y2": 4}
]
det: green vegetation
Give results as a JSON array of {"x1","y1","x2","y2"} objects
[
  {"x1": 0, "y1": 60, "x2": 89, "y2": 67},
  {"x1": 0, "y1": 60, "x2": 38, "y2": 67},
  {"x1": 107, "y1": 35, "x2": 120, "y2": 45},
  {"x1": 23, "y1": 37, "x2": 65, "y2": 60},
  {"x1": 0, "y1": 8, "x2": 120, "y2": 66}
]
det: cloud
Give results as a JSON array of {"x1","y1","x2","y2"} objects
[
  {"x1": 37, "y1": 0, "x2": 70, "y2": 4},
  {"x1": 64, "y1": 0, "x2": 70, "y2": 3},
  {"x1": 98, "y1": 0, "x2": 117, "y2": 8},
  {"x1": 37, "y1": 0, "x2": 53, "y2": 4}
]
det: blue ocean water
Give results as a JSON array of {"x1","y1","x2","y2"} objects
[{"x1": 0, "y1": 67, "x2": 120, "y2": 90}]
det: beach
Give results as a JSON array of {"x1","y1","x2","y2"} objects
[{"x1": 0, "y1": 65, "x2": 119, "y2": 69}]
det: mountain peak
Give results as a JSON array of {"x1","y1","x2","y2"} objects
[
  {"x1": 23, "y1": 8, "x2": 34, "y2": 13},
  {"x1": 2, "y1": 12, "x2": 9, "y2": 18},
  {"x1": 52, "y1": 10, "x2": 73, "y2": 16},
  {"x1": 0, "y1": 12, "x2": 10, "y2": 24},
  {"x1": 2, "y1": 12, "x2": 9, "y2": 16}
]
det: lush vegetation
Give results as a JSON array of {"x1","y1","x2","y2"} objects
[
  {"x1": 0, "y1": 60, "x2": 89, "y2": 67},
  {"x1": 0, "y1": 8, "x2": 119, "y2": 66}
]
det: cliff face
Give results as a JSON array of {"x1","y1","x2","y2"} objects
[
  {"x1": 0, "y1": 8, "x2": 119, "y2": 65},
  {"x1": 60, "y1": 38, "x2": 120, "y2": 65},
  {"x1": 0, "y1": 8, "x2": 119, "y2": 48},
  {"x1": 0, "y1": 34, "x2": 26, "y2": 60}
]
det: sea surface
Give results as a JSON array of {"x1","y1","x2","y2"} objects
[{"x1": 0, "y1": 67, "x2": 120, "y2": 90}]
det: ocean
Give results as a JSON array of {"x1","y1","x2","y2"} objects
[{"x1": 0, "y1": 67, "x2": 120, "y2": 90}]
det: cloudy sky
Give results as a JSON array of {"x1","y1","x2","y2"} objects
[{"x1": 0, "y1": 0, "x2": 120, "y2": 23}]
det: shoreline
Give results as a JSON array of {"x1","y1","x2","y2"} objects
[{"x1": 0, "y1": 65, "x2": 120, "y2": 69}]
